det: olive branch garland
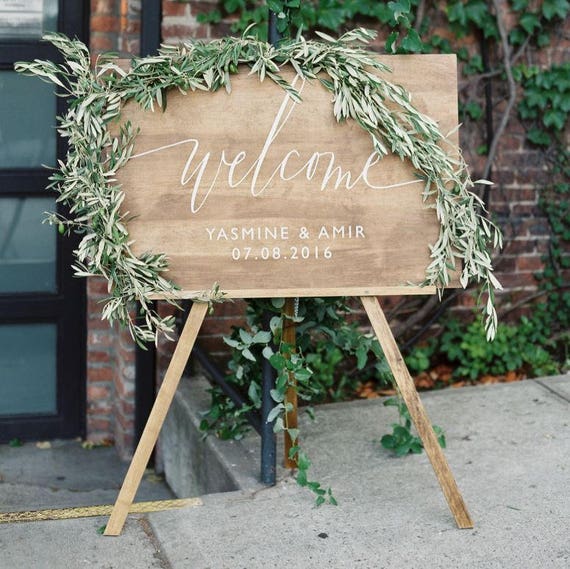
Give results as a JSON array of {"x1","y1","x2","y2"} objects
[
  {"x1": 16, "y1": 28, "x2": 502, "y2": 346},
  {"x1": 16, "y1": 27, "x2": 502, "y2": 506}
]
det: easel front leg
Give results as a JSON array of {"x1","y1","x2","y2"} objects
[
  {"x1": 104, "y1": 302, "x2": 209, "y2": 536},
  {"x1": 360, "y1": 296, "x2": 473, "y2": 529}
]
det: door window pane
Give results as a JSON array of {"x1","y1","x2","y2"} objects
[
  {"x1": 0, "y1": 0, "x2": 58, "y2": 40},
  {"x1": 0, "y1": 197, "x2": 56, "y2": 293},
  {"x1": 0, "y1": 323, "x2": 57, "y2": 416},
  {"x1": 0, "y1": 71, "x2": 57, "y2": 168}
]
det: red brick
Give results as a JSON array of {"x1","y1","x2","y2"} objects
[
  {"x1": 114, "y1": 376, "x2": 134, "y2": 398},
  {"x1": 494, "y1": 255, "x2": 517, "y2": 272},
  {"x1": 501, "y1": 134, "x2": 524, "y2": 152},
  {"x1": 502, "y1": 239, "x2": 536, "y2": 255},
  {"x1": 88, "y1": 350, "x2": 112, "y2": 363},
  {"x1": 91, "y1": 0, "x2": 116, "y2": 15},
  {"x1": 118, "y1": 347, "x2": 135, "y2": 364},
  {"x1": 497, "y1": 188, "x2": 538, "y2": 202},
  {"x1": 88, "y1": 329, "x2": 115, "y2": 348},
  {"x1": 88, "y1": 366, "x2": 114, "y2": 382},
  {"x1": 115, "y1": 411, "x2": 134, "y2": 430},
  {"x1": 87, "y1": 315, "x2": 112, "y2": 329},
  {"x1": 511, "y1": 203, "x2": 541, "y2": 217},
  {"x1": 120, "y1": 400, "x2": 135, "y2": 416},
  {"x1": 493, "y1": 272, "x2": 537, "y2": 289},
  {"x1": 492, "y1": 170, "x2": 515, "y2": 186},
  {"x1": 88, "y1": 278, "x2": 111, "y2": 295},
  {"x1": 490, "y1": 202, "x2": 510, "y2": 216},
  {"x1": 90, "y1": 34, "x2": 115, "y2": 53},
  {"x1": 162, "y1": 23, "x2": 195, "y2": 38},
  {"x1": 505, "y1": 151, "x2": 545, "y2": 169},
  {"x1": 87, "y1": 403, "x2": 112, "y2": 415},
  {"x1": 516, "y1": 256, "x2": 544, "y2": 272},
  {"x1": 92, "y1": 15, "x2": 120, "y2": 33},
  {"x1": 123, "y1": 20, "x2": 140, "y2": 34},
  {"x1": 87, "y1": 418, "x2": 112, "y2": 433},
  {"x1": 163, "y1": 0, "x2": 189, "y2": 16},
  {"x1": 87, "y1": 385, "x2": 111, "y2": 400}
]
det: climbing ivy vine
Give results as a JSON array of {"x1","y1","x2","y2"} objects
[{"x1": 195, "y1": 0, "x2": 569, "y2": 501}]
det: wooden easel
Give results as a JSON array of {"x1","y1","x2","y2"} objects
[{"x1": 104, "y1": 295, "x2": 472, "y2": 536}]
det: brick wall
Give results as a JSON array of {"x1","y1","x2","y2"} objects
[
  {"x1": 91, "y1": 0, "x2": 141, "y2": 55},
  {"x1": 85, "y1": 0, "x2": 569, "y2": 457},
  {"x1": 87, "y1": 0, "x2": 142, "y2": 458}
]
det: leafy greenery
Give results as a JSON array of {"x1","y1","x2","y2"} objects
[
  {"x1": 437, "y1": 316, "x2": 561, "y2": 380},
  {"x1": 16, "y1": 28, "x2": 502, "y2": 342},
  {"x1": 517, "y1": 63, "x2": 570, "y2": 338},
  {"x1": 194, "y1": 0, "x2": 568, "y2": 499},
  {"x1": 380, "y1": 397, "x2": 445, "y2": 456},
  {"x1": 201, "y1": 295, "x2": 447, "y2": 497}
]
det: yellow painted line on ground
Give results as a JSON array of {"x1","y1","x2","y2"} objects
[{"x1": 0, "y1": 497, "x2": 203, "y2": 524}]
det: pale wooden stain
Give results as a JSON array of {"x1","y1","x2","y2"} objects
[{"x1": 115, "y1": 55, "x2": 459, "y2": 298}]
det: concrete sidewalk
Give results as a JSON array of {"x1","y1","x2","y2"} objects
[{"x1": 1, "y1": 375, "x2": 569, "y2": 568}]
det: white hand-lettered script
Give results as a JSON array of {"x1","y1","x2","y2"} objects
[{"x1": 131, "y1": 78, "x2": 421, "y2": 213}]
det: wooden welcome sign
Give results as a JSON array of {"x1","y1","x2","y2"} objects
[
  {"x1": 117, "y1": 55, "x2": 458, "y2": 298},
  {"x1": 105, "y1": 55, "x2": 473, "y2": 536}
]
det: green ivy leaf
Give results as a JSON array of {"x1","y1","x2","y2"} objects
[
  {"x1": 238, "y1": 328, "x2": 253, "y2": 345},
  {"x1": 464, "y1": 101, "x2": 483, "y2": 120},
  {"x1": 400, "y1": 29, "x2": 424, "y2": 53},
  {"x1": 385, "y1": 31, "x2": 399, "y2": 54},
  {"x1": 262, "y1": 345, "x2": 274, "y2": 359},
  {"x1": 271, "y1": 298, "x2": 285, "y2": 309},
  {"x1": 297, "y1": 451, "x2": 311, "y2": 470},
  {"x1": 543, "y1": 109, "x2": 566, "y2": 131},
  {"x1": 542, "y1": 0, "x2": 570, "y2": 20},
  {"x1": 267, "y1": 404, "x2": 285, "y2": 423},
  {"x1": 387, "y1": 0, "x2": 411, "y2": 22},
  {"x1": 519, "y1": 12, "x2": 541, "y2": 34},
  {"x1": 223, "y1": 337, "x2": 240, "y2": 348},
  {"x1": 252, "y1": 330, "x2": 272, "y2": 344},
  {"x1": 511, "y1": 0, "x2": 529, "y2": 10},
  {"x1": 527, "y1": 128, "x2": 551, "y2": 146},
  {"x1": 269, "y1": 353, "x2": 287, "y2": 371},
  {"x1": 355, "y1": 344, "x2": 368, "y2": 370},
  {"x1": 287, "y1": 428, "x2": 299, "y2": 442},
  {"x1": 241, "y1": 348, "x2": 256, "y2": 362},
  {"x1": 273, "y1": 416, "x2": 285, "y2": 433},
  {"x1": 248, "y1": 381, "x2": 261, "y2": 406},
  {"x1": 270, "y1": 388, "x2": 285, "y2": 402}
]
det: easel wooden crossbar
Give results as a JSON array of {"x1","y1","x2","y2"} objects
[{"x1": 104, "y1": 296, "x2": 473, "y2": 536}]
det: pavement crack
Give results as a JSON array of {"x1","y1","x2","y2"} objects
[
  {"x1": 534, "y1": 379, "x2": 570, "y2": 404},
  {"x1": 138, "y1": 516, "x2": 173, "y2": 569}
]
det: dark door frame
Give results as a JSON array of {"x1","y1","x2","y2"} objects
[
  {"x1": 0, "y1": 0, "x2": 89, "y2": 441},
  {"x1": 134, "y1": 1, "x2": 162, "y2": 444}
]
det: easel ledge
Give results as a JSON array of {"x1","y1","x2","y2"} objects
[
  {"x1": 104, "y1": 296, "x2": 472, "y2": 536},
  {"x1": 147, "y1": 286, "x2": 442, "y2": 300}
]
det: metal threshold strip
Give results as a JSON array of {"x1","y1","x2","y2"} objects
[{"x1": 0, "y1": 497, "x2": 203, "y2": 524}]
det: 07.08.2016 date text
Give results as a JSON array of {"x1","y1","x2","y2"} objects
[{"x1": 231, "y1": 245, "x2": 332, "y2": 261}]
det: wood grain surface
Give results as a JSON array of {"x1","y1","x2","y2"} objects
[{"x1": 115, "y1": 55, "x2": 459, "y2": 298}]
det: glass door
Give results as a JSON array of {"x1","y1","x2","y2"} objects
[{"x1": 0, "y1": 0, "x2": 88, "y2": 440}]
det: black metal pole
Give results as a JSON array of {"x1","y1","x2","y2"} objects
[
  {"x1": 134, "y1": 303, "x2": 157, "y2": 446},
  {"x1": 268, "y1": 10, "x2": 281, "y2": 46},
  {"x1": 260, "y1": 310, "x2": 277, "y2": 484},
  {"x1": 259, "y1": 10, "x2": 282, "y2": 486}
]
